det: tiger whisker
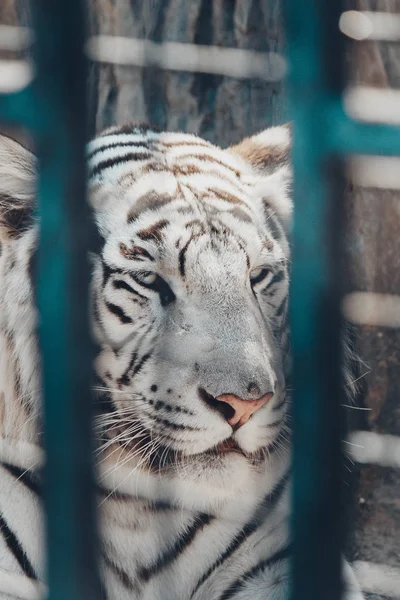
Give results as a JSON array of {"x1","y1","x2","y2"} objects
[
  {"x1": 96, "y1": 427, "x2": 148, "y2": 456},
  {"x1": 341, "y1": 404, "x2": 371, "y2": 411},
  {"x1": 15, "y1": 408, "x2": 42, "y2": 436},
  {"x1": 98, "y1": 438, "x2": 156, "y2": 484},
  {"x1": 94, "y1": 417, "x2": 142, "y2": 431},
  {"x1": 95, "y1": 433, "x2": 149, "y2": 465},
  {"x1": 99, "y1": 423, "x2": 157, "y2": 473},
  {"x1": 16, "y1": 389, "x2": 42, "y2": 402},
  {"x1": 93, "y1": 386, "x2": 144, "y2": 397}
]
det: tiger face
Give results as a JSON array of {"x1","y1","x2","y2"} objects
[
  {"x1": 0, "y1": 123, "x2": 292, "y2": 512},
  {"x1": 89, "y1": 125, "x2": 292, "y2": 494}
]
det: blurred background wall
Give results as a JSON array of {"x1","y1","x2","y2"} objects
[
  {"x1": 343, "y1": 2, "x2": 400, "y2": 587},
  {"x1": 1, "y1": 1, "x2": 399, "y2": 597}
]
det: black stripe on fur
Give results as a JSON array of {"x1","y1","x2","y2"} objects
[
  {"x1": 102, "y1": 552, "x2": 137, "y2": 592},
  {"x1": 2, "y1": 463, "x2": 41, "y2": 496},
  {"x1": 191, "y1": 470, "x2": 290, "y2": 598},
  {"x1": 218, "y1": 545, "x2": 291, "y2": 600},
  {"x1": 113, "y1": 279, "x2": 136, "y2": 294},
  {"x1": 90, "y1": 152, "x2": 152, "y2": 178},
  {"x1": 0, "y1": 513, "x2": 37, "y2": 580},
  {"x1": 105, "y1": 302, "x2": 132, "y2": 324},
  {"x1": 139, "y1": 513, "x2": 213, "y2": 582},
  {"x1": 87, "y1": 140, "x2": 150, "y2": 161},
  {"x1": 178, "y1": 238, "x2": 192, "y2": 277}
]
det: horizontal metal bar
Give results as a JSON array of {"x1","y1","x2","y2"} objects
[
  {"x1": 4, "y1": 82, "x2": 399, "y2": 158},
  {"x1": 331, "y1": 125, "x2": 400, "y2": 156},
  {"x1": 0, "y1": 25, "x2": 33, "y2": 51},
  {"x1": 0, "y1": 60, "x2": 34, "y2": 94},
  {"x1": 0, "y1": 25, "x2": 287, "y2": 83},
  {"x1": 339, "y1": 10, "x2": 400, "y2": 42},
  {"x1": 354, "y1": 561, "x2": 400, "y2": 598},
  {"x1": 0, "y1": 24, "x2": 34, "y2": 52},
  {"x1": 349, "y1": 155, "x2": 400, "y2": 190},
  {"x1": 342, "y1": 292, "x2": 400, "y2": 328},
  {"x1": 86, "y1": 35, "x2": 287, "y2": 81},
  {"x1": 344, "y1": 86, "x2": 400, "y2": 126},
  {"x1": 0, "y1": 86, "x2": 37, "y2": 126},
  {"x1": 327, "y1": 103, "x2": 400, "y2": 156},
  {"x1": 348, "y1": 431, "x2": 400, "y2": 468}
]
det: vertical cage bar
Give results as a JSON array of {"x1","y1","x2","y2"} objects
[
  {"x1": 31, "y1": 2, "x2": 100, "y2": 599},
  {"x1": 285, "y1": 2, "x2": 346, "y2": 600}
]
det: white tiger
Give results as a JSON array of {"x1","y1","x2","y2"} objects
[{"x1": 0, "y1": 124, "x2": 363, "y2": 600}]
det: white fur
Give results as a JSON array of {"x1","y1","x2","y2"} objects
[
  {"x1": 0, "y1": 127, "x2": 363, "y2": 600},
  {"x1": 0, "y1": 569, "x2": 45, "y2": 600},
  {"x1": 250, "y1": 126, "x2": 291, "y2": 150}
]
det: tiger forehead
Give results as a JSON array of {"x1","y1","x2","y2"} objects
[
  {"x1": 88, "y1": 129, "x2": 248, "y2": 194},
  {"x1": 117, "y1": 160, "x2": 255, "y2": 231},
  {"x1": 121, "y1": 213, "x2": 273, "y2": 276},
  {"x1": 122, "y1": 184, "x2": 257, "y2": 242},
  {"x1": 127, "y1": 191, "x2": 172, "y2": 223},
  {"x1": 121, "y1": 217, "x2": 254, "y2": 272},
  {"x1": 87, "y1": 128, "x2": 269, "y2": 248}
]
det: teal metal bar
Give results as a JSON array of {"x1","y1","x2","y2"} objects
[
  {"x1": 285, "y1": 2, "x2": 346, "y2": 600},
  {"x1": 328, "y1": 106, "x2": 400, "y2": 155},
  {"x1": 31, "y1": 3, "x2": 100, "y2": 599},
  {"x1": 285, "y1": 2, "x2": 400, "y2": 600},
  {"x1": 0, "y1": 88, "x2": 37, "y2": 127},
  {"x1": 0, "y1": 2, "x2": 100, "y2": 599}
]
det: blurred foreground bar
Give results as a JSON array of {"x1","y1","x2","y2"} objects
[
  {"x1": 31, "y1": 2, "x2": 100, "y2": 599},
  {"x1": 0, "y1": 1, "x2": 100, "y2": 599},
  {"x1": 85, "y1": 35, "x2": 286, "y2": 81},
  {"x1": 286, "y1": 1, "x2": 347, "y2": 599},
  {"x1": 286, "y1": 2, "x2": 400, "y2": 600}
]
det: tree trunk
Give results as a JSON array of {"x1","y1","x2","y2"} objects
[
  {"x1": 343, "y1": 0, "x2": 400, "y2": 581},
  {"x1": 88, "y1": 0, "x2": 287, "y2": 144}
]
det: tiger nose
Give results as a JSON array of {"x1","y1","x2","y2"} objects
[{"x1": 215, "y1": 392, "x2": 273, "y2": 429}]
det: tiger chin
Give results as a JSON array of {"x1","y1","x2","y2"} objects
[{"x1": 0, "y1": 124, "x2": 363, "y2": 599}]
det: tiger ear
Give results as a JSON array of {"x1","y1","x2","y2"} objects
[
  {"x1": 0, "y1": 134, "x2": 36, "y2": 240},
  {"x1": 228, "y1": 124, "x2": 292, "y2": 230}
]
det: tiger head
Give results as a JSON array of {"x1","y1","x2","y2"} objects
[{"x1": 0, "y1": 124, "x2": 292, "y2": 514}]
